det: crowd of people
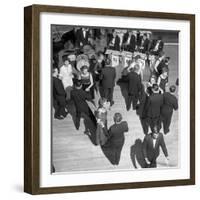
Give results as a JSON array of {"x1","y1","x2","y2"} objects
[{"x1": 52, "y1": 27, "x2": 178, "y2": 168}]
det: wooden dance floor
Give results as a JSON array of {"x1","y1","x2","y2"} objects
[{"x1": 52, "y1": 45, "x2": 179, "y2": 173}]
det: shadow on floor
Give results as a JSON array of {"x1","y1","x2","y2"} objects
[
  {"x1": 130, "y1": 139, "x2": 147, "y2": 168},
  {"x1": 101, "y1": 139, "x2": 124, "y2": 165},
  {"x1": 66, "y1": 100, "x2": 97, "y2": 146}
]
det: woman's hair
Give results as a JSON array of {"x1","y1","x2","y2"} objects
[
  {"x1": 80, "y1": 65, "x2": 89, "y2": 72},
  {"x1": 113, "y1": 113, "x2": 122, "y2": 123},
  {"x1": 62, "y1": 55, "x2": 70, "y2": 62},
  {"x1": 98, "y1": 97, "x2": 107, "y2": 108}
]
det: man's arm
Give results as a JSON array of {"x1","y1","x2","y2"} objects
[
  {"x1": 173, "y1": 97, "x2": 178, "y2": 110},
  {"x1": 160, "y1": 134, "x2": 168, "y2": 157},
  {"x1": 142, "y1": 136, "x2": 148, "y2": 159}
]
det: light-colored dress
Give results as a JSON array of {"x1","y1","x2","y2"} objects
[
  {"x1": 95, "y1": 107, "x2": 108, "y2": 146},
  {"x1": 59, "y1": 64, "x2": 73, "y2": 89}
]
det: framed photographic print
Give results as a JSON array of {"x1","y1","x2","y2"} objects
[{"x1": 24, "y1": 4, "x2": 195, "y2": 194}]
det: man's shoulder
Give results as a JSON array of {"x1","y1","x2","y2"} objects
[{"x1": 144, "y1": 134, "x2": 152, "y2": 140}]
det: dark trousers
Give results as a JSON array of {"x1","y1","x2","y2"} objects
[
  {"x1": 127, "y1": 94, "x2": 138, "y2": 110},
  {"x1": 53, "y1": 97, "x2": 66, "y2": 118},
  {"x1": 75, "y1": 108, "x2": 97, "y2": 130},
  {"x1": 103, "y1": 87, "x2": 114, "y2": 103},
  {"x1": 139, "y1": 117, "x2": 149, "y2": 134},
  {"x1": 161, "y1": 112, "x2": 172, "y2": 134}
]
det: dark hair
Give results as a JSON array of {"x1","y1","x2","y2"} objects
[
  {"x1": 80, "y1": 65, "x2": 89, "y2": 72},
  {"x1": 74, "y1": 79, "x2": 82, "y2": 88},
  {"x1": 169, "y1": 85, "x2": 176, "y2": 93},
  {"x1": 62, "y1": 55, "x2": 70, "y2": 62},
  {"x1": 114, "y1": 113, "x2": 122, "y2": 123},
  {"x1": 152, "y1": 84, "x2": 159, "y2": 92}
]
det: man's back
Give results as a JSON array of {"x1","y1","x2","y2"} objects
[
  {"x1": 127, "y1": 71, "x2": 142, "y2": 95},
  {"x1": 162, "y1": 92, "x2": 178, "y2": 113},
  {"x1": 53, "y1": 77, "x2": 66, "y2": 97},
  {"x1": 101, "y1": 67, "x2": 116, "y2": 88},
  {"x1": 147, "y1": 93, "x2": 163, "y2": 118},
  {"x1": 109, "y1": 121, "x2": 129, "y2": 143},
  {"x1": 71, "y1": 88, "x2": 92, "y2": 113}
]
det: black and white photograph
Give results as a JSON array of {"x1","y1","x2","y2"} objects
[{"x1": 51, "y1": 25, "x2": 179, "y2": 173}]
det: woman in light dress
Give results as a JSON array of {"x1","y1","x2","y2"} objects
[
  {"x1": 59, "y1": 58, "x2": 74, "y2": 100},
  {"x1": 95, "y1": 98, "x2": 110, "y2": 146}
]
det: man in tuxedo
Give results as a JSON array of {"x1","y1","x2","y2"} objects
[
  {"x1": 143, "y1": 125, "x2": 169, "y2": 168},
  {"x1": 150, "y1": 36, "x2": 164, "y2": 56},
  {"x1": 107, "y1": 113, "x2": 129, "y2": 165},
  {"x1": 146, "y1": 84, "x2": 164, "y2": 131},
  {"x1": 100, "y1": 58, "x2": 116, "y2": 106},
  {"x1": 108, "y1": 30, "x2": 121, "y2": 51},
  {"x1": 138, "y1": 33, "x2": 150, "y2": 53},
  {"x1": 126, "y1": 64, "x2": 143, "y2": 111},
  {"x1": 76, "y1": 27, "x2": 90, "y2": 48},
  {"x1": 71, "y1": 80, "x2": 97, "y2": 131},
  {"x1": 122, "y1": 30, "x2": 136, "y2": 52},
  {"x1": 161, "y1": 85, "x2": 178, "y2": 134},
  {"x1": 53, "y1": 68, "x2": 68, "y2": 119}
]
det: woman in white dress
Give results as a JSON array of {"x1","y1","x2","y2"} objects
[{"x1": 59, "y1": 58, "x2": 74, "y2": 100}]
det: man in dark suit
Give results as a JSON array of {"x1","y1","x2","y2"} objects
[
  {"x1": 143, "y1": 125, "x2": 169, "y2": 168},
  {"x1": 122, "y1": 30, "x2": 136, "y2": 52},
  {"x1": 76, "y1": 28, "x2": 90, "y2": 48},
  {"x1": 150, "y1": 36, "x2": 164, "y2": 56},
  {"x1": 53, "y1": 68, "x2": 67, "y2": 119},
  {"x1": 136, "y1": 85, "x2": 150, "y2": 134},
  {"x1": 108, "y1": 113, "x2": 129, "y2": 165},
  {"x1": 108, "y1": 30, "x2": 121, "y2": 51},
  {"x1": 146, "y1": 84, "x2": 164, "y2": 131},
  {"x1": 126, "y1": 64, "x2": 143, "y2": 111},
  {"x1": 71, "y1": 80, "x2": 97, "y2": 131},
  {"x1": 161, "y1": 85, "x2": 178, "y2": 134},
  {"x1": 138, "y1": 33, "x2": 150, "y2": 53},
  {"x1": 100, "y1": 58, "x2": 116, "y2": 106}
]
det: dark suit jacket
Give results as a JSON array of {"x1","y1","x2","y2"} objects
[
  {"x1": 71, "y1": 87, "x2": 92, "y2": 114},
  {"x1": 109, "y1": 121, "x2": 129, "y2": 146},
  {"x1": 126, "y1": 71, "x2": 142, "y2": 96},
  {"x1": 53, "y1": 77, "x2": 66, "y2": 105},
  {"x1": 109, "y1": 35, "x2": 121, "y2": 51},
  {"x1": 143, "y1": 132, "x2": 168, "y2": 161},
  {"x1": 161, "y1": 92, "x2": 178, "y2": 116},
  {"x1": 140, "y1": 38, "x2": 150, "y2": 53},
  {"x1": 101, "y1": 66, "x2": 116, "y2": 89},
  {"x1": 122, "y1": 33, "x2": 136, "y2": 52},
  {"x1": 76, "y1": 28, "x2": 90, "y2": 47},
  {"x1": 147, "y1": 93, "x2": 164, "y2": 118}
]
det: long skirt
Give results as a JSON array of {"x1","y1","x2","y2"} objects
[{"x1": 96, "y1": 124, "x2": 108, "y2": 146}]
